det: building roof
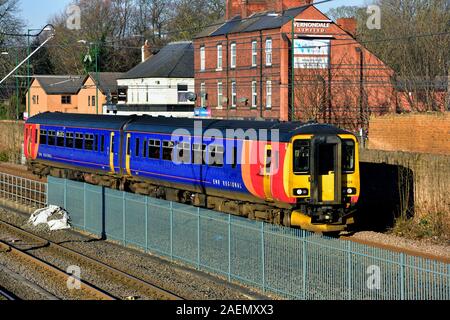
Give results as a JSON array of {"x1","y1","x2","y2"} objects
[
  {"x1": 33, "y1": 76, "x2": 85, "y2": 95},
  {"x1": 87, "y1": 72, "x2": 124, "y2": 94},
  {"x1": 195, "y1": 6, "x2": 307, "y2": 38},
  {"x1": 119, "y1": 42, "x2": 194, "y2": 80}
]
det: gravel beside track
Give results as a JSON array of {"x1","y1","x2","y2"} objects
[
  {"x1": 0, "y1": 207, "x2": 268, "y2": 300},
  {"x1": 0, "y1": 163, "x2": 45, "y2": 182}
]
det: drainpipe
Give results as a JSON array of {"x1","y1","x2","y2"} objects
[
  {"x1": 259, "y1": 31, "x2": 263, "y2": 119},
  {"x1": 226, "y1": 34, "x2": 229, "y2": 120}
]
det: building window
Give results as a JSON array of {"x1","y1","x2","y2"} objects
[
  {"x1": 265, "y1": 39, "x2": 272, "y2": 66},
  {"x1": 178, "y1": 84, "x2": 189, "y2": 103},
  {"x1": 217, "y1": 82, "x2": 223, "y2": 109},
  {"x1": 230, "y1": 43, "x2": 236, "y2": 69},
  {"x1": 252, "y1": 81, "x2": 257, "y2": 108},
  {"x1": 266, "y1": 80, "x2": 272, "y2": 109},
  {"x1": 92, "y1": 96, "x2": 96, "y2": 107},
  {"x1": 252, "y1": 41, "x2": 257, "y2": 67},
  {"x1": 200, "y1": 83, "x2": 206, "y2": 107},
  {"x1": 200, "y1": 46, "x2": 205, "y2": 71},
  {"x1": 231, "y1": 81, "x2": 237, "y2": 107},
  {"x1": 146, "y1": 86, "x2": 149, "y2": 102},
  {"x1": 217, "y1": 44, "x2": 222, "y2": 70},
  {"x1": 88, "y1": 96, "x2": 90, "y2": 106},
  {"x1": 61, "y1": 96, "x2": 71, "y2": 104},
  {"x1": 32, "y1": 95, "x2": 36, "y2": 104}
]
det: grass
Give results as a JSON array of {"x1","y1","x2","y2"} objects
[{"x1": 390, "y1": 212, "x2": 450, "y2": 244}]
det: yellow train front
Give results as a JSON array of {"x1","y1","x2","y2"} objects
[{"x1": 284, "y1": 133, "x2": 360, "y2": 233}]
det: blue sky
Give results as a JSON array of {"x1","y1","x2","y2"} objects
[{"x1": 19, "y1": 0, "x2": 369, "y2": 30}]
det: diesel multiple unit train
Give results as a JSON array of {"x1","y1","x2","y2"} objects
[{"x1": 24, "y1": 113, "x2": 360, "y2": 233}]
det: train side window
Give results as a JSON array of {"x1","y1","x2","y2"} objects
[
  {"x1": 85, "y1": 134, "x2": 94, "y2": 151},
  {"x1": 192, "y1": 143, "x2": 206, "y2": 165},
  {"x1": 293, "y1": 140, "x2": 310, "y2": 174},
  {"x1": 100, "y1": 135, "x2": 105, "y2": 153},
  {"x1": 94, "y1": 135, "x2": 98, "y2": 152},
  {"x1": 40, "y1": 130, "x2": 47, "y2": 145},
  {"x1": 208, "y1": 145, "x2": 224, "y2": 167},
  {"x1": 66, "y1": 132, "x2": 74, "y2": 148},
  {"x1": 148, "y1": 139, "x2": 161, "y2": 159},
  {"x1": 135, "y1": 138, "x2": 140, "y2": 157},
  {"x1": 162, "y1": 140, "x2": 174, "y2": 161},
  {"x1": 342, "y1": 140, "x2": 355, "y2": 173},
  {"x1": 35, "y1": 129, "x2": 38, "y2": 144},
  {"x1": 56, "y1": 131, "x2": 65, "y2": 147},
  {"x1": 126, "y1": 136, "x2": 131, "y2": 155},
  {"x1": 142, "y1": 139, "x2": 147, "y2": 158},
  {"x1": 265, "y1": 148, "x2": 272, "y2": 174},
  {"x1": 231, "y1": 146, "x2": 238, "y2": 168},
  {"x1": 48, "y1": 131, "x2": 56, "y2": 145},
  {"x1": 75, "y1": 133, "x2": 83, "y2": 149}
]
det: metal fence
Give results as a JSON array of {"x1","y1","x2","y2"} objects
[
  {"x1": 0, "y1": 173, "x2": 47, "y2": 208},
  {"x1": 43, "y1": 176, "x2": 450, "y2": 300}
]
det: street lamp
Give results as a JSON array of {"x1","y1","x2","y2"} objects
[{"x1": 78, "y1": 40, "x2": 100, "y2": 115}]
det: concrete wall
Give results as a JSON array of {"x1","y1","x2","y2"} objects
[
  {"x1": 357, "y1": 149, "x2": 449, "y2": 230},
  {"x1": 368, "y1": 112, "x2": 450, "y2": 155}
]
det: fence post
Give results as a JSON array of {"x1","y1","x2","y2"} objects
[
  {"x1": 170, "y1": 201, "x2": 173, "y2": 261},
  {"x1": 400, "y1": 253, "x2": 405, "y2": 300},
  {"x1": 228, "y1": 214, "x2": 231, "y2": 282},
  {"x1": 123, "y1": 192, "x2": 126, "y2": 245},
  {"x1": 145, "y1": 197, "x2": 148, "y2": 253},
  {"x1": 347, "y1": 241, "x2": 352, "y2": 300},
  {"x1": 302, "y1": 231, "x2": 307, "y2": 300},
  {"x1": 63, "y1": 178, "x2": 67, "y2": 209},
  {"x1": 197, "y1": 207, "x2": 200, "y2": 270},
  {"x1": 83, "y1": 183, "x2": 87, "y2": 231},
  {"x1": 261, "y1": 222, "x2": 265, "y2": 293}
]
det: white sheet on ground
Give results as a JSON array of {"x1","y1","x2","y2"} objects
[{"x1": 29, "y1": 205, "x2": 71, "y2": 231}]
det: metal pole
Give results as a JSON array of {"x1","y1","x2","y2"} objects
[
  {"x1": 15, "y1": 49, "x2": 19, "y2": 120},
  {"x1": 95, "y1": 43, "x2": 99, "y2": 115},
  {"x1": 291, "y1": 17, "x2": 295, "y2": 121},
  {"x1": 27, "y1": 29, "x2": 30, "y2": 118}
]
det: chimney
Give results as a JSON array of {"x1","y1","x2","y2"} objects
[
  {"x1": 141, "y1": 40, "x2": 152, "y2": 63},
  {"x1": 241, "y1": 0, "x2": 248, "y2": 18},
  {"x1": 337, "y1": 18, "x2": 357, "y2": 37}
]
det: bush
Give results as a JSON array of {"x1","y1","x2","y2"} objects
[
  {"x1": 391, "y1": 212, "x2": 449, "y2": 243},
  {"x1": 0, "y1": 151, "x2": 9, "y2": 162}
]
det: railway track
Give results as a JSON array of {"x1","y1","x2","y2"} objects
[
  {"x1": 0, "y1": 286, "x2": 17, "y2": 300},
  {"x1": 0, "y1": 219, "x2": 184, "y2": 300}
]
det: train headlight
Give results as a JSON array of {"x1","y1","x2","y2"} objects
[
  {"x1": 343, "y1": 188, "x2": 356, "y2": 195},
  {"x1": 294, "y1": 189, "x2": 309, "y2": 196}
]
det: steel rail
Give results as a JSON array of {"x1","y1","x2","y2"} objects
[{"x1": 0, "y1": 219, "x2": 183, "y2": 300}]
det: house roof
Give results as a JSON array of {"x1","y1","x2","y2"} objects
[
  {"x1": 195, "y1": 6, "x2": 308, "y2": 38},
  {"x1": 33, "y1": 76, "x2": 85, "y2": 95},
  {"x1": 119, "y1": 41, "x2": 194, "y2": 80},
  {"x1": 87, "y1": 72, "x2": 124, "y2": 94}
]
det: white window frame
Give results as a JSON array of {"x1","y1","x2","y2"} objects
[
  {"x1": 231, "y1": 81, "x2": 237, "y2": 107},
  {"x1": 217, "y1": 82, "x2": 223, "y2": 109},
  {"x1": 217, "y1": 44, "x2": 223, "y2": 71},
  {"x1": 265, "y1": 39, "x2": 272, "y2": 66},
  {"x1": 252, "y1": 41, "x2": 257, "y2": 67},
  {"x1": 200, "y1": 83, "x2": 206, "y2": 107},
  {"x1": 251, "y1": 81, "x2": 257, "y2": 108},
  {"x1": 266, "y1": 80, "x2": 272, "y2": 109},
  {"x1": 200, "y1": 46, "x2": 205, "y2": 71},
  {"x1": 230, "y1": 43, "x2": 236, "y2": 69}
]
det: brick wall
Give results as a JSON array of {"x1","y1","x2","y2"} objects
[{"x1": 368, "y1": 112, "x2": 450, "y2": 155}]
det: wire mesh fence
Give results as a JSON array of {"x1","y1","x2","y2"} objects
[
  {"x1": 38, "y1": 176, "x2": 450, "y2": 300},
  {"x1": 0, "y1": 172, "x2": 47, "y2": 208}
]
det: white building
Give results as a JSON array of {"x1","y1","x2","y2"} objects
[{"x1": 112, "y1": 41, "x2": 195, "y2": 117}]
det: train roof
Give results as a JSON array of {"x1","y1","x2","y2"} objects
[{"x1": 27, "y1": 112, "x2": 352, "y2": 142}]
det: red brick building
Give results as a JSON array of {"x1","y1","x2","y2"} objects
[{"x1": 194, "y1": 0, "x2": 396, "y2": 130}]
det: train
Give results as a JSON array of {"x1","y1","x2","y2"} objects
[{"x1": 24, "y1": 112, "x2": 360, "y2": 233}]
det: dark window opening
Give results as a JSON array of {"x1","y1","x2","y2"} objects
[
  {"x1": 66, "y1": 133, "x2": 74, "y2": 148},
  {"x1": 293, "y1": 140, "x2": 310, "y2": 174},
  {"x1": 75, "y1": 133, "x2": 83, "y2": 149},
  {"x1": 126, "y1": 137, "x2": 131, "y2": 155},
  {"x1": 61, "y1": 96, "x2": 71, "y2": 104},
  {"x1": 142, "y1": 140, "x2": 147, "y2": 157},
  {"x1": 94, "y1": 135, "x2": 98, "y2": 152},
  {"x1": 148, "y1": 139, "x2": 161, "y2": 159},
  {"x1": 342, "y1": 140, "x2": 355, "y2": 173},
  {"x1": 318, "y1": 144, "x2": 335, "y2": 175},
  {"x1": 265, "y1": 148, "x2": 272, "y2": 174},
  {"x1": 56, "y1": 131, "x2": 65, "y2": 147},
  {"x1": 192, "y1": 143, "x2": 206, "y2": 165},
  {"x1": 231, "y1": 146, "x2": 238, "y2": 169},
  {"x1": 208, "y1": 145, "x2": 224, "y2": 167},
  {"x1": 40, "y1": 130, "x2": 47, "y2": 145},
  {"x1": 100, "y1": 135, "x2": 105, "y2": 153},
  {"x1": 35, "y1": 129, "x2": 38, "y2": 144},
  {"x1": 135, "y1": 138, "x2": 140, "y2": 157},
  {"x1": 85, "y1": 134, "x2": 94, "y2": 151},
  {"x1": 47, "y1": 131, "x2": 56, "y2": 146},
  {"x1": 162, "y1": 140, "x2": 174, "y2": 161}
]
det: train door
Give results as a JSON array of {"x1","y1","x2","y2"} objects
[
  {"x1": 263, "y1": 145, "x2": 273, "y2": 201},
  {"x1": 311, "y1": 136, "x2": 342, "y2": 204},
  {"x1": 24, "y1": 124, "x2": 39, "y2": 160},
  {"x1": 109, "y1": 132, "x2": 116, "y2": 173}
]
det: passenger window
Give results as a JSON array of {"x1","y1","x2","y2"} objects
[
  {"x1": 192, "y1": 143, "x2": 206, "y2": 165},
  {"x1": 265, "y1": 148, "x2": 272, "y2": 174},
  {"x1": 174, "y1": 142, "x2": 191, "y2": 163},
  {"x1": 101, "y1": 135, "x2": 105, "y2": 153},
  {"x1": 66, "y1": 132, "x2": 74, "y2": 148},
  {"x1": 208, "y1": 145, "x2": 224, "y2": 167},
  {"x1": 142, "y1": 139, "x2": 147, "y2": 158},
  {"x1": 94, "y1": 135, "x2": 98, "y2": 152},
  {"x1": 75, "y1": 133, "x2": 83, "y2": 149},
  {"x1": 293, "y1": 140, "x2": 310, "y2": 174},
  {"x1": 148, "y1": 139, "x2": 161, "y2": 159},
  {"x1": 48, "y1": 131, "x2": 56, "y2": 145},
  {"x1": 56, "y1": 131, "x2": 65, "y2": 147},
  {"x1": 85, "y1": 134, "x2": 94, "y2": 151},
  {"x1": 162, "y1": 140, "x2": 174, "y2": 161},
  {"x1": 135, "y1": 138, "x2": 140, "y2": 157},
  {"x1": 40, "y1": 130, "x2": 47, "y2": 145}
]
